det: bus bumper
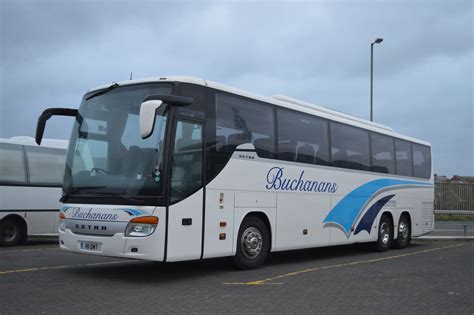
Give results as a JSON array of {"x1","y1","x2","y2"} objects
[{"x1": 59, "y1": 228, "x2": 165, "y2": 261}]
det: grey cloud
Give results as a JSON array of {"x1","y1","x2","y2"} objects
[{"x1": 1, "y1": 0, "x2": 472, "y2": 176}]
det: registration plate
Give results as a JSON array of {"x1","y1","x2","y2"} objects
[{"x1": 79, "y1": 241, "x2": 102, "y2": 252}]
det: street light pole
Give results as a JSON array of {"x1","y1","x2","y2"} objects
[{"x1": 370, "y1": 38, "x2": 383, "y2": 122}]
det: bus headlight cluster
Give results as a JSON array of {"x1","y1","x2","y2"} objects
[
  {"x1": 59, "y1": 212, "x2": 66, "y2": 232},
  {"x1": 125, "y1": 216, "x2": 159, "y2": 237}
]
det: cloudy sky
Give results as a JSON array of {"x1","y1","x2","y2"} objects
[{"x1": 1, "y1": 0, "x2": 472, "y2": 176}]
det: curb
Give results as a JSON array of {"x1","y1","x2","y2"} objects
[{"x1": 416, "y1": 236, "x2": 474, "y2": 240}]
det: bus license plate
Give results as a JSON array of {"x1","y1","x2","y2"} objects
[{"x1": 80, "y1": 241, "x2": 102, "y2": 251}]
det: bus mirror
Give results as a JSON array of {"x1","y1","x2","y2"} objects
[
  {"x1": 139, "y1": 100, "x2": 163, "y2": 139},
  {"x1": 36, "y1": 108, "x2": 78, "y2": 145}
]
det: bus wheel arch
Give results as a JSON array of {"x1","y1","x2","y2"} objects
[
  {"x1": 394, "y1": 212, "x2": 411, "y2": 249},
  {"x1": 0, "y1": 214, "x2": 27, "y2": 246},
  {"x1": 233, "y1": 212, "x2": 272, "y2": 270},
  {"x1": 243, "y1": 211, "x2": 272, "y2": 245}
]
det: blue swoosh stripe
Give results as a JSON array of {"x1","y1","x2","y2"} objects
[
  {"x1": 323, "y1": 178, "x2": 432, "y2": 235},
  {"x1": 354, "y1": 194, "x2": 395, "y2": 235},
  {"x1": 121, "y1": 208, "x2": 147, "y2": 216}
]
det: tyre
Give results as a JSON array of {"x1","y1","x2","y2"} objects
[
  {"x1": 233, "y1": 216, "x2": 270, "y2": 270},
  {"x1": 0, "y1": 217, "x2": 24, "y2": 246},
  {"x1": 372, "y1": 214, "x2": 393, "y2": 252},
  {"x1": 393, "y1": 215, "x2": 411, "y2": 249}
]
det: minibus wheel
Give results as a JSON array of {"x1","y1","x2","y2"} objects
[
  {"x1": 373, "y1": 214, "x2": 393, "y2": 252},
  {"x1": 233, "y1": 216, "x2": 270, "y2": 270},
  {"x1": 393, "y1": 215, "x2": 411, "y2": 249},
  {"x1": 0, "y1": 217, "x2": 24, "y2": 246}
]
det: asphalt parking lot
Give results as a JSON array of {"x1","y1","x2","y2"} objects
[{"x1": 1, "y1": 238, "x2": 473, "y2": 314}]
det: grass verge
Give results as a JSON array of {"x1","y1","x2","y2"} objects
[{"x1": 435, "y1": 214, "x2": 474, "y2": 222}]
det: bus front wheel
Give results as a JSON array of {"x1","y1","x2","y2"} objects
[
  {"x1": 0, "y1": 217, "x2": 24, "y2": 246},
  {"x1": 233, "y1": 216, "x2": 270, "y2": 270}
]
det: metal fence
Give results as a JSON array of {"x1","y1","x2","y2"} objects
[{"x1": 435, "y1": 183, "x2": 474, "y2": 211}]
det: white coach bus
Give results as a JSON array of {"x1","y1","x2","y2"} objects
[
  {"x1": 0, "y1": 136, "x2": 68, "y2": 246},
  {"x1": 35, "y1": 76, "x2": 433, "y2": 269}
]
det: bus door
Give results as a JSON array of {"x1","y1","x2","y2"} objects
[{"x1": 165, "y1": 118, "x2": 205, "y2": 262}]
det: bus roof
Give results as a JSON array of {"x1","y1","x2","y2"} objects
[
  {"x1": 88, "y1": 76, "x2": 431, "y2": 147},
  {"x1": 0, "y1": 136, "x2": 69, "y2": 149}
]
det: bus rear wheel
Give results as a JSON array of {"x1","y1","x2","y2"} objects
[
  {"x1": 0, "y1": 218, "x2": 24, "y2": 246},
  {"x1": 233, "y1": 216, "x2": 270, "y2": 270},
  {"x1": 393, "y1": 215, "x2": 411, "y2": 249},
  {"x1": 373, "y1": 214, "x2": 393, "y2": 252}
]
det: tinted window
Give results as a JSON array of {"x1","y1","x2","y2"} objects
[
  {"x1": 170, "y1": 121, "x2": 203, "y2": 203},
  {"x1": 413, "y1": 143, "x2": 431, "y2": 179},
  {"x1": 216, "y1": 93, "x2": 276, "y2": 158},
  {"x1": 330, "y1": 122, "x2": 370, "y2": 170},
  {"x1": 277, "y1": 109, "x2": 329, "y2": 165},
  {"x1": 64, "y1": 83, "x2": 172, "y2": 200},
  {"x1": 0, "y1": 143, "x2": 26, "y2": 184},
  {"x1": 394, "y1": 139, "x2": 413, "y2": 177},
  {"x1": 371, "y1": 133, "x2": 395, "y2": 174},
  {"x1": 26, "y1": 146, "x2": 66, "y2": 186},
  {"x1": 176, "y1": 83, "x2": 206, "y2": 119}
]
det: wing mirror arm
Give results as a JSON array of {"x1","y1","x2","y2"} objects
[{"x1": 36, "y1": 108, "x2": 78, "y2": 145}]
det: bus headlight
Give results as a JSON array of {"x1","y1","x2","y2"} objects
[
  {"x1": 125, "y1": 216, "x2": 159, "y2": 237},
  {"x1": 59, "y1": 212, "x2": 66, "y2": 232}
]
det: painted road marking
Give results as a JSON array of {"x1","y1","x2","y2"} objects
[
  {"x1": 0, "y1": 247, "x2": 58, "y2": 254},
  {"x1": 223, "y1": 243, "x2": 466, "y2": 286},
  {"x1": 0, "y1": 260, "x2": 136, "y2": 276},
  {"x1": 419, "y1": 236, "x2": 474, "y2": 239}
]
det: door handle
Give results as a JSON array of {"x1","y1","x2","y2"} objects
[{"x1": 182, "y1": 218, "x2": 192, "y2": 226}]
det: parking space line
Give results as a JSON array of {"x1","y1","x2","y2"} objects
[
  {"x1": 223, "y1": 243, "x2": 466, "y2": 286},
  {"x1": 0, "y1": 247, "x2": 59, "y2": 254},
  {"x1": 0, "y1": 260, "x2": 136, "y2": 276}
]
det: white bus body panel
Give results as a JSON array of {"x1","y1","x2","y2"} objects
[
  {"x1": 166, "y1": 189, "x2": 204, "y2": 262},
  {"x1": 205, "y1": 149, "x2": 433, "y2": 257},
  {"x1": 0, "y1": 186, "x2": 62, "y2": 235},
  {"x1": 203, "y1": 189, "x2": 235, "y2": 259}
]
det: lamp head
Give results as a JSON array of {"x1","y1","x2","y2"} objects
[{"x1": 373, "y1": 38, "x2": 383, "y2": 44}]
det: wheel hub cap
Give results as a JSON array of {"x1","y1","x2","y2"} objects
[
  {"x1": 380, "y1": 222, "x2": 390, "y2": 245},
  {"x1": 399, "y1": 222, "x2": 408, "y2": 242},
  {"x1": 1, "y1": 224, "x2": 17, "y2": 242},
  {"x1": 241, "y1": 227, "x2": 263, "y2": 259}
]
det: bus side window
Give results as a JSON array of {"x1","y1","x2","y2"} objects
[
  {"x1": 25, "y1": 146, "x2": 66, "y2": 186},
  {"x1": 278, "y1": 141, "x2": 296, "y2": 162},
  {"x1": 170, "y1": 121, "x2": 203, "y2": 202},
  {"x1": 215, "y1": 92, "x2": 276, "y2": 158},
  {"x1": 276, "y1": 108, "x2": 329, "y2": 166},
  {"x1": 395, "y1": 139, "x2": 413, "y2": 177},
  {"x1": 413, "y1": 144, "x2": 431, "y2": 179},
  {"x1": 370, "y1": 133, "x2": 395, "y2": 174},
  {"x1": 0, "y1": 143, "x2": 27, "y2": 184},
  {"x1": 330, "y1": 122, "x2": 370, "y2": 171}
]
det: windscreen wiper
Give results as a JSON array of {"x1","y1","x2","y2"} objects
[{"x1": 85, "y1": 83, "x2": 119, "y2": 101}]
